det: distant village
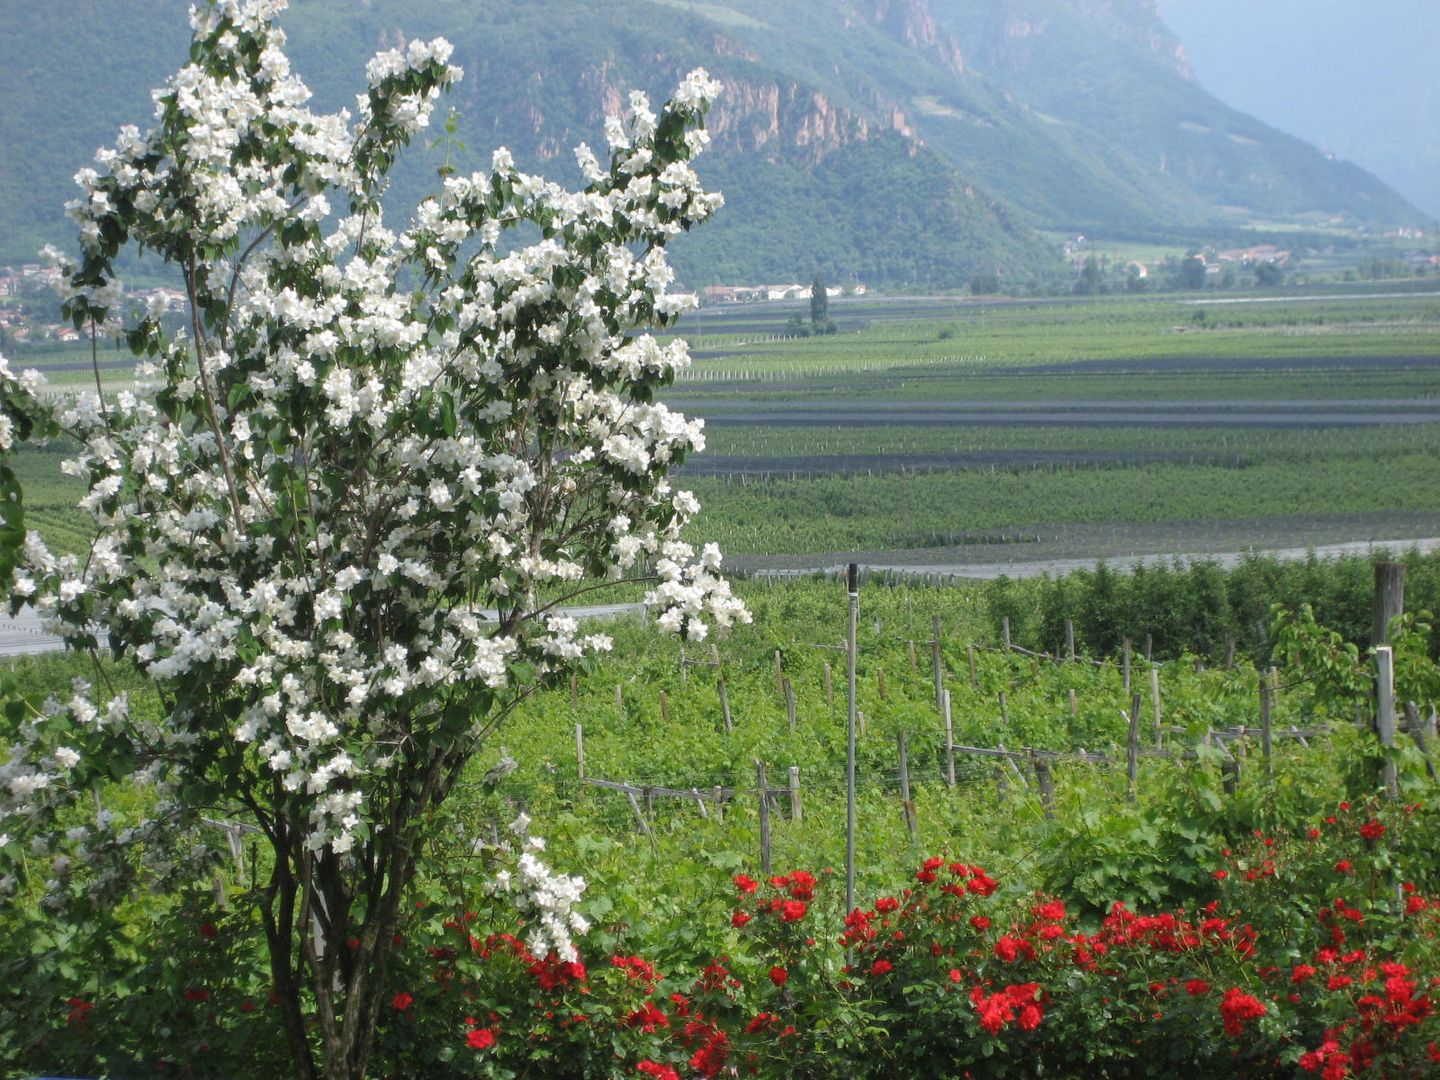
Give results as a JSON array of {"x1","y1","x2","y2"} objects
[
  {"x1": 0, "y1": 263, "x2": 185, "y2": 347},
  {"x1": 698, "y1": 282, "x2": 866, "y2": 305}
]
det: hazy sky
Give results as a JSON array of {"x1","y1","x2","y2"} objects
[{"x1": 1156, "y1": 0, "x2": 1440, "y2": 219}]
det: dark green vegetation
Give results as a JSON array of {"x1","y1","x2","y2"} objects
[{"x1": 2, "y1": 1, "x2": 1431, "y2": 285}]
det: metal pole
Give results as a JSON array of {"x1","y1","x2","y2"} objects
[{"x1": 846, "y1": 562, "x2": 859, "y2": 916}]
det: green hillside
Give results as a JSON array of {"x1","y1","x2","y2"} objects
[{"x1": 0, "y1": 0, "x2": 1428, "y2": 285}]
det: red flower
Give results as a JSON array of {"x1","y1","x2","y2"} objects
[
  {"x1": 1213, "y1": 869, "x2": 1228, "y2": 880},
  {"x1": 65, "y1": 998, "x2": 94, "y2": 1028},
  {"x1": 636, "y1": 1062, "x2": 679, "y2": 1080},
  {"x1": 870, "y1": 959, "x2": 893, "y2": 976},
  {"x1": 779, "y1": 899, "x2": 807, "y2": 923},
  {"x1": 970, "y1": 915, "x2": 991, "y2": 932},
  {"x1": 734, "y1": 874, "x2": 758, "y2": 894},
  {"x1": 731, "y1": 910, "x2": 751, "y2": 928},
  {"x1": 1218, "y1": 988, "x2": 1267, "y2": 1036},
  {"x1": 1359, "y1": 819, "x2": 1386, "y2": 842},
  {"x1": 466, "y1": 1027, "x2": 497, "y2": 1050},
  {"x1": 769, "y1": 966, "x2": 788, "y2": 987},
  {"x1": 1186, "y1": 980, "x2": 1210, "y2": 996},
  {"x1": 198, "y1": 922, "x2": 217, "y2": 942},
  {"x1": 391, "y1": 991, "x2": 413, "y2": 1011}
]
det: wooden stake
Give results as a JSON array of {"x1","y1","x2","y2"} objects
[
  {"x1": 1126, "y1": 693, "x2": 1141, "y2": 803},
  {"x1": 575, "y1": 723, "x2": 585, "y2": 781},
  {"x1": 898, "y1": 729, "x2": 917, "y2": 839},
  {"x1": 877, "y1": 666, "x2": 887, "y2": 700},
  {"x1": 1034, "y1": 755, "x2": 1056, "y2": 820},
  {"x1": 1372, "y1": 562, "x2": 1406, "y2": 647},
  {"x1": 718, "y1": 676, "x2": 733, "y2": 735},
  {"x1": 711, "y1": 785, "x2": 725, "y2": 823},
  {"x1": 679, "y1": 647, "x2": 688, "y2": 687},
  {"x1": 1224, "y1": 637, "x2": 1236, "y2": 670},
  {"x1": 783, "y1": 677, "x2": 797, "y2": 731},
  {"x1": 614, "y1": 683, "x2": 623, "y2": 712},
  {"x1": 1069, "y1": 688, "x2": 1078, "y2": 718},
  {"x1": 1002, "y1": 616, "x2": 1012, "y2": 652},
  {"x1": 1145, "y1": 634, "x2": 1153, "y2": 663},
  {"x1": 998, "y1": 690, "x2": 1009, "y2": 726},
  {"x1": 1064, "y1": 619, "x2": 1075, "y2": 662},
  {"x1": 1150, "y1": 667, "x2": 1162, "y2": 746},
  {"x1": 932, "y1": 616, "x2": 944, "y2": 711},
  {"x1": 788, "y1": 765, "x2": 802, "y2": 822},
  {"x1": 908, "y1": 639, "x2": 918, "y2": 674},
  {"x1": 1122, "y1": 638, "x2": 1132, "y2": 692},
  {"x1": 756, "y1": 761, "x2": 772, "y2": 874},
  {"x1": 1376, "y1": 646, "x2": 1398, "y2": 799},
  {"x1": 967, "y1": 644, "x2": 978, "y2": 690},
  {"x1": 942, "y1": 689, "x2": 956, "y2": 788},
  {"x1": 858, "y1": 709, "x2": 867, "y2": 739},
  {"x1": 626, "y1": 791, "x2": 652, "y2": 837},
  {"x1": 774, "y1": 650, "x2": 784, "y2": 697},
  {"x1": 570, "y1": 673, "x2": 579, "y2": 709},
  {"x1": 1259, "y1": 669, "x2": 1273, "y2": 777}
]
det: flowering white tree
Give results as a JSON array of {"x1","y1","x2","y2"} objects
[{"x1": 0, "y1": 2, "x2": 745, "y2": 1075}]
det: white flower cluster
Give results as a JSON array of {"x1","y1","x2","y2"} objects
[
  {"x1": 1, "y1": 0, "x2": 743, "y2": 890},
  {"x1": 488, "y1": 812, "x2": 588, "y2": 962}
]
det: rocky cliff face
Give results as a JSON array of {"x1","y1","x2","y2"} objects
[{"x1": 869, "y1": 0, "x2": 967, "y2": 76}]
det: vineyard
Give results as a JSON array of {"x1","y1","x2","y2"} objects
[{"x1": 6, "y1": 566, "x2": 1440, "y2": 1075}]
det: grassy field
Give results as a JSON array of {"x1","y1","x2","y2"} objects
[{"x1": 6, "y1": 286, "x2": 1439, "y2": 562}]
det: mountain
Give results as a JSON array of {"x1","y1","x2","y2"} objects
[
  {"x1": 0, "y1": 1, "x2": 1430, "y2": 288},
  {"x1": 1156, "y1": 0, "x2": 1440, "y2": 221}
]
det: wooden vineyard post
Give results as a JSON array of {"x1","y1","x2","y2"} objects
[
  {"x1": 942, "y1": 689, "x2": 957, "y2": 788},
  {"x1": 1259, "y1": 669, "x2": 1273, "y2": 778},
  {"x1": 783, "y1": 677, "x2": 797, "y2": 731},
  {"x1": 1221, "y1": 755, "x2": 1241, "y2": 798},
  {"x1": 789, "y1": 766, "x2": 803, "y2": 822},
  {"x1": 626, "y1": 790, "x2": 655, "y2": 855},
  {"x1": 858, "y1": 709, "x2": 866, "y2": 739},
  {"x1": 1145, "y1": 634, "x2": 1153, "y2": 663},
  {"x1": 1033, "y1": 754, "x2": 1056, "y2": 820},
  {"x1": 659, "y1": 690, "x2": 669, "y2": 726},
  {"x1": 575, "y1": 724, "x2": 585, "y2": 781},
  {"x1": 1065, "y1": 619, "x2": 1075, "y2": 663},
  {"x1": 1372, "y1": 562, "x2": 1406, "y2": 647},
  {"x1": 1002, "y1": 616, "x2": 1012, "y2": 652},
  {"x1": 1126, "y1": 693, "x2": 1141, "y2": 803},
  {"x1": 756, "y1": 761, "x2": 772, "y2": 875},
  {"x1": 824, "y1": 662, "x2": 834, "y2": 709},
  {"x1": 1069, "y1": 688, "x2": 1078, "y2": 719},
  {"x1": 679, "y1": 647, "x2": 687, "y2": 687},
  {"x1": 898, "y1": 729, "x2": 917, "y2": 840},
  {"x1": 1376, "y1": 646, "x2": 1398, "y2": 800},
  {"x1": 1122, "y1": 638, "x2": 1132, "y2": 692},
  {"x1": 711, "y1": 786, "x2": 725, "y2": 824},
  {"x1": 932, "y1": 616, "x2": 944, "y2": 712},
  {"x1": 1225, "y1": 638, "x2": 1236, "y2": 670},
  {"x1": 999, "y1": 691, "x2": 1009, "y2": 727},
  {"x1": 614, "y1": 683, "x2": 624, "y2": 713},
  {"x1": 877, "y1": 667, "x2": 887, "y2": 700},
  {"x1": 908, "y1": 639, "x2": 918, "y2": 674},
  {"x1": 1151, "y1": 667, "x2": 1163, "y2": 746},
  {"x1": 570, "y1": 673, "x2": 579, "y2": 709},
  {"x1": 967, "y1": 645, "x2": 978, "y2": 690},
  {"x1": 846, "y1": 564, "x2": 860, "y2": 915},
  {"x1": 718, "y1": 676, "x2": 733, "y2": 735},
  {"x1": 774, "y1": 650, "x2": 784, "y2": 698}
]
